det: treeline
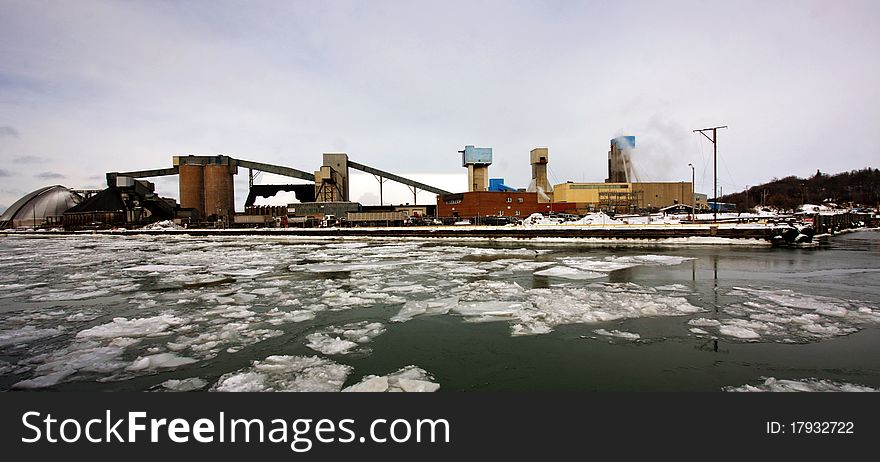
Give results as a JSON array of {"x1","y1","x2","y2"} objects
[{"x1": 720, "y1": 168, "x2": 880, "y2": 211}]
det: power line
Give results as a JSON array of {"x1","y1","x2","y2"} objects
[{"x1": 693, "y1": 125, "x2": 728, "y2": 222}]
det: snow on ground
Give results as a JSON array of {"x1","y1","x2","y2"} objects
[
  {"x1": 724, "y1": 377, "x2": 879, "y2": 392},
  {"x1": 343, "y1": 366, "x2": 440, "y2": 392},
  {"x1": 140, "y1": 220, "x2": 183, "y2": 230},
  {"x1": 212, "y1": 355, "x2": 352, "y2": 392}
]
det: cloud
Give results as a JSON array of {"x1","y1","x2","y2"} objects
[
  {"x1": 0, "y1": 126, "x2": 19, "y2": 138},
  {"x1": 13, "y1": 155, "x2": 50, "y2": 164},
  {"x1": 0, "y1": 0, "x2": 878, "y2": 210},
  {"x1": 0, "y1": 169, "x2": 10, "y2": 177},
  {"x1": 34, "y1": 171, "x2": 65, "y2": 180}
]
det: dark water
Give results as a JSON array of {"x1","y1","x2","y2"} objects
[{"x1": 1, "y1": 231, "x2": 878, "y2": 391}]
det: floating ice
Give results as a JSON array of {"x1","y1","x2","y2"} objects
[
  {"x1": 265, "y1": 308, "x2": 316, "y2": 325},
  {"x1": 718, "y1": 324, "x2": 761, "y2": 340},
  {"x1": 656, "y1": 284, "x2": 690, "y2": 292},
  {"x1": 305, "y1": 334, "x2": 359, "y2": 355},
  {"x1": 0, "y1": 360, "x2": 14, "y2": 375},
  {"x1": 31, "y1": 289, "x2": 112, "y2": 301},
  {"x1": 126, "y1": 353, "x2": 198, "y2": 371},
  {"x1": 333, "y1": 321, "x2": 386, "y2": 343},
  {"x1": 707, "y1": 287, "x2": 877, "y2": 342},
  {"x1": 688, "y1": 318, "x2": 721, "y2": 327},
  {"x1": 11, "y1": 338, "x2": 139, "y2": 388},
  {"x1": 65, "y1": 312, "x2": 101, "y2": 322},
  {"x1": 124, "y1": 264, "x2": 201, "y2": 273},
  {"x1": 343, "y1": 366, "x2": 439, "y2": 392},
  {"x1": 534, "y1": 266, "x2": 607, "y2": 280},
  {"x1": 724, "y1": 377, "x2": 879, "y2": 392},
  {"x1": 559, "y1": 258, "x2": 639, "y2": 273},
  {"x1": 391, "y1": 297, "x2": 459, "y2": 323},
  {"x1": 160, "y1": 378, "x2": 208, "y2": 391},
  {"x1": 12, "y1": 369, "x2": 75, "y2": 389},
  {"x1": 214, "y1": 269, "x2": 269, "y2": 277},
  {"x1": 0, "y1": 326, "x2": 63, "y2": 347},
  {"x1": 516, "y1": 286, "x2": 702, "y2": 336},
  {"x1": 594, "y1": 329, "x2": 641, "y2": 340},
  {"x1": 212, "y1": 355, "x2": 352, "y2": 392},
  {"x1": 305, "y1": 321, "x2": 386, "y2": 355},
  {"x1": 77, "y1": 315, "x2": 187, "y2": 339},
  {"x1": 611, "y1": 255, "x2": 694, "y2": 266},
  {"x1": 251, "y1": 287, "x2": 281, "y2": 296}
]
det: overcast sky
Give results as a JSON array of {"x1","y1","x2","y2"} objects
[{"x1": 1, "y1": 0, "x2": 878, "y2": 211}]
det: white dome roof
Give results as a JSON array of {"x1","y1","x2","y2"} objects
[{"x1": 0, "y1": 185, "x2": 82, "y2": 228}]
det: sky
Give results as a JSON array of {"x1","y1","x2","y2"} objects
[{"x1": 1, "y1": 0, "x2": 878, "y2": 212}]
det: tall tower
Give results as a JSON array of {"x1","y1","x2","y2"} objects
[
  {"x1": 314, "y1": 152, "x2": 349, "y2": 202},
  {"x1": 607, "y1": 136, "x2": 636, "y2": 183},
  {"x1": 529, "y1": 147, "x2": 552, "y2": 202},
  {"x1": 460, "y1": 145, "x2": 492, "y2": 192}
]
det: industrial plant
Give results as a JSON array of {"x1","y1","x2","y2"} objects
[{"x1": 0, "y1": 135, "x2": 715, "y2": 231}]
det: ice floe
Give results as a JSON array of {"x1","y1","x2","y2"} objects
[
  {"x1": 124, "y1": 264, "x2": 201, "y2": 273},
  {"x1": 305, "y1": 321, "x2": 386, "y2": 355},
  {"x1": 212, "y1": 355, "x2": 352, "y2": 392},
  {"x1": 594, "y1": 329, "x2": 641, "y2": 340},
  {"x1": 76, "y1": 315, "x2": 187, "y2": 339},
  {"x1": 159, "y1": 377, "x2": 208, "y2": 391},
  {"x1": 724, "y1": 377, "x2": 879, "y2": 392},
  {"x1": 534, "y1": 266, "x2": 607, "y2": 280},
  {"x1": 126, "y1": 353, "x2": 198, "y2": 371},
  {"x1": 392, "y1": 281, "x2": 701, "y2": 336},
  {"x1": 391, "y1": 297, "x2": 459, "y2": 323},
  {"x1": 343, "y1": 366, "x2": 440, "y2": 392},
  {"x1": 687, "y1": 287, "x2": 878, "y2": 342},
  {"x1": 0, "y1": 326, "x2": 63, "y2": 347}
]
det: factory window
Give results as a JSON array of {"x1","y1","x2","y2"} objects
[
  {"x1": 499, "y1": 210, "x2": 504, "y2": 216},
  {"x1": 506, "y1": 197, "x2": 512, "y2": 203},
  {"x1": 515, "y1": 210, "x2": 520, "y2": 216},
  {"x1": 517, "y1": 197, "x2": 524, "y2": 203},
  {"x1": 446, "y1": 199, "x2": 461, "y2": 205}
]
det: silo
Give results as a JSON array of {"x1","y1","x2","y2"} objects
[
  {"x1": 179, "y1": 164, "x2": 205, "y2": 219},
  {"x1": 204, "y1": 164, "x2": 234, "y2": 220}
]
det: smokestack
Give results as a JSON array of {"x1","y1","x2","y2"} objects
[{"x1": 607, "y1": 136, "x2": 636, "y2": 183}]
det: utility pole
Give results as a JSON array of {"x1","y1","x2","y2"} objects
[
  {"x1": 694, "y1": 125, "x2": 727, "y2": 222},
  {"x1": 688, "y1": 163, "x2": 695, "y2": 219}
]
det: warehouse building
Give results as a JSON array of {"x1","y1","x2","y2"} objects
[
  {"x1": 553, "y1": 181, "x2": 694, "y2": 213},
  {"x1": 437, "y1": 191, "x2": 576, "y2": 221}
]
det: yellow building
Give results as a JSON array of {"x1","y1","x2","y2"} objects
[{"x1": 553, "y1": 181, "x2": 694, "y2": 212}]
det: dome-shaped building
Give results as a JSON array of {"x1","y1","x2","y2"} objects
[{"x1": 0, "y1": 185, "x2": 82, "y2": 229}]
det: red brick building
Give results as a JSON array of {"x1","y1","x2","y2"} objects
[{"x1": 436, "y1": 191, "x2": 576, "y2": 219}]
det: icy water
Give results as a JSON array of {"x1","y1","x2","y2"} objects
[{"x1": 1, "y1": 231, "x2": 879, "y2": 392}]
